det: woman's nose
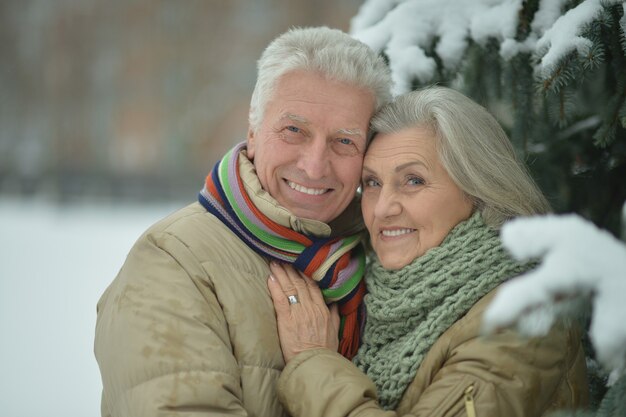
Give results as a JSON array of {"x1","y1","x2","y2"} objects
[{"x1": 374, "y1": 186, "x2": 402, "y2": 219}]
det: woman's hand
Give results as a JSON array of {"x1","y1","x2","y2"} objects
[{"x1": 267, "y1": 261, "x2": 340, "y2": 363}]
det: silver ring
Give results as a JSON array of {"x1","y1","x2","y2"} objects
[{"x1": 287, "y1": 295, "x2": 299, "y2": 305}]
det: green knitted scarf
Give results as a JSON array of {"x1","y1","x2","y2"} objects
[{"x1": 353, "y1": 212, "x2": 530, "y2": 410}]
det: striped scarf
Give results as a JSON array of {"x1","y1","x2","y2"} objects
[{"x1": 198, "y1": 142, "x2": 367, "y2": 359}]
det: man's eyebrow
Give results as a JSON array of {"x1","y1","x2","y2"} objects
[
  {"x1": 282, "y1": 113, "x2": 309, "y2": 124},
  {"x1": 281, "y1": 114, "x2": 364, "y2": 139},
  {"x1": 337, "y1": 128, "x2": 364, "y2": 138}
]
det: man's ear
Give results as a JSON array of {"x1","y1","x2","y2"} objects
[{"x1": 246, "y1": 127, "x2": 255, "y2": 159}]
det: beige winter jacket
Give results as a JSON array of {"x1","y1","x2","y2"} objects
[
  {"x1": 278, "y1": 289, "x2": 589, "y2": 417},
  {"x1": 94, "y1": 152, "x2": 363, "y2": 417}
]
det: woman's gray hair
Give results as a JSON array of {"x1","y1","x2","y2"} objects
[
  {"x1": 249, "y1": 26, "x2": 392, "y2": 132},
  {"x1": 370, "y1": 86, "x2": 551, "y2": 228}
]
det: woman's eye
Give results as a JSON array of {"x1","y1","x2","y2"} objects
[
  {"x1": 362, "y1": 178, "x2": 380, "y2": 188},
  {"x1": 407, "y1": 176, "x2": 424, "y2": 186}
]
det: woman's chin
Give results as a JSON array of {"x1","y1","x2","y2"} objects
[{"x1": 378, "y1": 256, "x2": 413, "y2": 270}]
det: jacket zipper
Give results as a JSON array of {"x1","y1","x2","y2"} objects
[{"x1": 464, "y1": 385, "x2": 476, "y2": 417}]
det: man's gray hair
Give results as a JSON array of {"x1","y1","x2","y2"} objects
[
  {"x1": 249, "y1": 26, "x2": 392, "y2": 132},
  {"x1": 371, "y1": 86, "x2": 551, "y2": 228}
]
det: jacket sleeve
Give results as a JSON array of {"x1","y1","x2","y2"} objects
[
  {"x1": 277, "y1": 319, "x2": 585, "y2": 417},
  {"x1": 277, "y1": 349, "x2": 394, "y2": 417},
  {"x1": 95, "y1": 230, "x2": 250, "y2": 417}
]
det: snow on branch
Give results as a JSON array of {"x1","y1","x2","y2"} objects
[
  {"x1": 482, "y1": 214, "x2": 626, "y2": 379},
  {"x1": 534, "y1": 0, "x2": 605, "y2": 78},
  {"x1": 350, "y1": 0, "x2": 624, "y2": 95}
]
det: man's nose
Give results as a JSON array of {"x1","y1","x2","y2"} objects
[{"x1": 296, "y1": 138, "x2": 330, "y2": 180}]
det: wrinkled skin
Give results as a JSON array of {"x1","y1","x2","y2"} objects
[{"x1": 267, "y1": 262, "x2": 339, "y2": 362}]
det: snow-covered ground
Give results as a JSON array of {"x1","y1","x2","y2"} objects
[{"x1": 0, "y1": 197, "x2": 183, "y2": 417}]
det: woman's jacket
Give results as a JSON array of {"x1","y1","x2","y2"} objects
[{"x1": 278, "y1": 288, "x2": 589, "y2": 417}]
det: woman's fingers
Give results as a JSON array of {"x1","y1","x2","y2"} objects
[
  {"x1": 302, "y1": 273, "x2": 327, "y2": 307},
  {"x1": 272, "y1": 263, "x2": 335, "y2": 327},
  {"x1": 267, "y1": 274, "x2": 290, "y2": 316},
  {"x1": 329, "y1": 302, "x2": 340, "y2": 333},
  {"x1": 269, "y1": 262, "x2": 313, "y2": 305},
  {"x1": 266, "y1": 261, "x2": 339, "y2": 362},
  {"x1": 268, "y1": 261, "x2": 296, "y2": 295}
]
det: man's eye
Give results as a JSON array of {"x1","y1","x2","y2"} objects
[
  {"x1": 286, "y1": 126, "x2": 300, "y2": 133},
  {"x1": 332, "y1": 137, "x2": 360, "y2": 156}
]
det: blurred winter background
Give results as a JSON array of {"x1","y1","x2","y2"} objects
[
  {"x1": 0, "y1": 1, "x2": 363, "y2": 416},
  {"x1": 2, "y1": 0, "x2": 626, "y2": 416}
]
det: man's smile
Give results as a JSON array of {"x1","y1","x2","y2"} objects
[{"x1": 286, "y1": 180, "x2": 331, "y2": 196}]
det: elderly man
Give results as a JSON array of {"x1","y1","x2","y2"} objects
[{"x1": 94, "y1": 27, "x2": 391, "y2": 417}]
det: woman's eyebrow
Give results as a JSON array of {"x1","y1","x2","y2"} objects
[
  {"x1": 362, "y1": 166, "x2": 377, "y2": 175},
  {"x1": 395, "y1": 161, "x2": 427, "y2": 172},
  {"x1": 362, "y1": 160, "x2": 427, "y2": 176}
]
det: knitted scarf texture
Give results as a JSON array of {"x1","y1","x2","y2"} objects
[
  {"x1": 198, "y1": 142, "x2": 367, "y2": 359},
  {"x1": 353, "y1": 212, "x2": 530, "y2": 409}
]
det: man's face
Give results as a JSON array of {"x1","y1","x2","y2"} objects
[{"x1": 247, "y1": 70, "x2": 375, "y2": 223}]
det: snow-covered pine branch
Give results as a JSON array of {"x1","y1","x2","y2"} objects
[
  {"x1": 483, "y1": 214, "x2": 626, "y2": 376},
  {"x1": 481, "y1": 213, "x2": 626, "y2": 415},
  {"x1": 350, "y1": 0, "x2": 623, "y2": 96}
]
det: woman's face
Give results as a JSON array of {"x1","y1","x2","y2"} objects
[{"x1": 361, "y1": 126, "x2": 474, "y2": 270}]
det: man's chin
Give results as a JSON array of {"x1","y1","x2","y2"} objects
[
  {"x1": 292, "y1": 209, "x2": 331, "y2": 223},
  {"x1": 286, "y1": 205, "x2": 340, "y2": 224},
  {"x1": 278, "y1": 193, "x2": 342, "y2": 224}
]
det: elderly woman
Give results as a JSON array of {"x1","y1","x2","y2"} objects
[{"x1": 267, "y1": 86, "x2": 589, "y2": 417}]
